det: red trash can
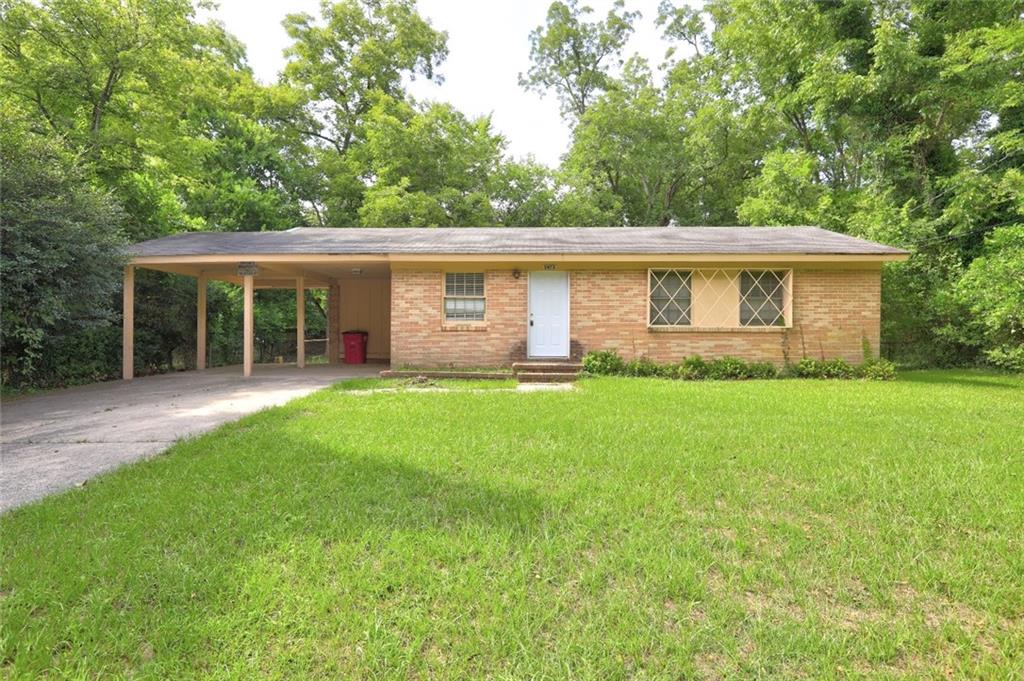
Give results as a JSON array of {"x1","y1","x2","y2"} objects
[{"x1": 342, "y1": 330, "x2": 368, "y2": 364}]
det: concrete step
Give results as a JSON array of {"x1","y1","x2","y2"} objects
[
  {"x1": 517, "y1": 372, "x2": 579, "y2": 383},
  {"x1": 512, "y1": 362, "x2": 583, "y2": 373}
]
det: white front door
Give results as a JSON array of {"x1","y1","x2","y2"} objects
[{"x1": 528, "y1": 271, "x2": 569, "y2": 358}]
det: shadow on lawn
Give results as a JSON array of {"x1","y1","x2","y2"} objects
[
  {"x1": 193, "y1": 431, "x2": 548, "y2": 542},
  {"x1": 897, "y1": 370, "x2": 1023, "y2": 390},
  {"x1": 0, "y1": 429, "x2": 548, "y2": 675}
]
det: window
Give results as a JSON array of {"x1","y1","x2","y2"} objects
[
  {"x1": 444, "y1": 272, "x2": 485, "y2": 321},
  {"x1": 649, "y1": 269, "x2": 692, "y2": 326},
  {"x1": 740, "y1": 270, "x2": 788, "y2": 326}
]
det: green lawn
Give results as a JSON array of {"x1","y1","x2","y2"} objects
[{"x1": 2, "y1": 371, "x2": 1022, "y2": 678}]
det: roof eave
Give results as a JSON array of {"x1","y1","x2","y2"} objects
[{"x1": 129, "y1": 251, "x2": 909, "y2": 265}]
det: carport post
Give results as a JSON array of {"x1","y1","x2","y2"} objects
[
  {"x1": 296, "y1": 276, "x2": 305, "y2": 369},
  {"x1": 327, "y1": 280, "x2": 340, "y2": 365},
  {"x1": 197, "y1": 273, "x2": 207, "y2": 370},
  {"x1": 243, "y1": 274, "x2": 253, "y2": 377},
  {"x1": 122, "y1": 266, "x2": 134, "y2": 380}
]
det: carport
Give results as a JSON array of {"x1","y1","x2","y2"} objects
[{"x1": 124, "y1": 230, "x2": 392, "y2": 378}]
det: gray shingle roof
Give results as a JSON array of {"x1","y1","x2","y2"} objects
[{"x1": 130, "y1": 226, "x2": 907, "y2": 257}]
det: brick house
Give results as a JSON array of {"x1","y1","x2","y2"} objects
[{"x1": 124, "y1": 227, "x2": 907, "y2": 377}]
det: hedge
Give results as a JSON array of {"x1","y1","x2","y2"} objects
[{"x1": 581, "y1": 350, "x2": 896, "y2": 381}]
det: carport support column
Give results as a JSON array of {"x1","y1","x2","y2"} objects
[
  {"x1": 327, "y1": 279, "x2": 341, "y2": 365},
  {"x1": 197, "y1": 273, "x2": 207, "y2": 370},
  {"x1": 122, "y1": 266, "x2": 134, "y2": 380},
  {"x1": 243, "y1": 274, "x2": 254, "y2": 377},
  {"x1": 296, "y1": 276, "x2": 305, "y2": 369}
]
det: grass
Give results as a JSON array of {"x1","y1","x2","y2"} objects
[
  {"x1": 1, "y1": 370, "x2": 1022, "y2": 678},
  {"x1": 393, "y1": 365, "x2": 514, "y2": 374},
  {"x1": 332, "y1": 376, "x2": 518, "y2": 391}
]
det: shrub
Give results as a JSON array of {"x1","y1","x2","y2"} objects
[
  {"x1": 583, "y1": 349, "x2": 896, "y2": 382},
  {"x1": 747, "y1": 361, "x2": 779, "y2": 379},
  {"x1": 582, "y1": 350, "x2": 625, "y2": 375},
  {"x1": 675, "y1": 355, "x2": 709, "y2": 380},
  {"x1": 791, "y1": 358, "x2": 824, "y2": 378},
  {"x1": 820, "y1": 358, "x2": 856, "y2": 379},
  {"x1": 706, "y1": 356, "x2": 750, "y2": 380},
  {"x1": 623, "y1": 356, "x2": 662, "y2": 377},
  {"x1": 985, "y1": 346, "x2": 1024, "y2": 373},
  {"x1": 861, "y1": 359, "x2": 897, "y2": 381}
]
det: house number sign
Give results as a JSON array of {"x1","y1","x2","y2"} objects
[{"x1": 543, "y1": 264, "x2": 557, "y2": 270}]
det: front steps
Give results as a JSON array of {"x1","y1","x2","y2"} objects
[{"x1": 512, "y1": 361, "x2": 583, "y2": 383}]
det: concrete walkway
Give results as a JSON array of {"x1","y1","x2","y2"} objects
[{"x1": 0, "y1": 364, "x2": 379, "y2": 512}]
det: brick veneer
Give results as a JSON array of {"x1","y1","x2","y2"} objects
[
  {"x1": 389, "y1": 267, "x2": 881, "y2": 367},
  {"x1": 390, "y1": 269, "x2": 528, "y2": 367},
  {"x1": 571, "y1": 269, "x2": 880, "y2": 364}
]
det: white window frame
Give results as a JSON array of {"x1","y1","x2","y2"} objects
[{"x1": 443, "y1": 272, "x2": 486, "y2": 322}]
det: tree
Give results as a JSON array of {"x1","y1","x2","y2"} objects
[
  {"x1": 737, "y1": 151, "x2": 827, "y2": 226},
  {"x1": 282, "y1": 0, "x2": 448, "y2": 224},
  {"x1": 0, "y1": 115, "x2": 128, "y2": 386},
  {"x1": 520, "y1": 0, "x2": 639, "y2": 120},
  {"x1": 356, "y1": 96, "x2": 506, "y2": 226},
  {"x1": 1, "y1": 0, "x2": 312, "y2": 385},
  {"x1": 952, "y1": 225, "x2": 1024, "y2": 371},
  {"x1": 562, "y1": 58, "x2": 686, "y2": 225}
]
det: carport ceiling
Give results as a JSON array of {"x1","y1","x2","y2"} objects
[{"x1": 139, "y1": 260, "x2": 390, "y2": 288}]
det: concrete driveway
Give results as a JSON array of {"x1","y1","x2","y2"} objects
[{"x1": 1, "y1": 364, "x2": 379, "y2": 512}]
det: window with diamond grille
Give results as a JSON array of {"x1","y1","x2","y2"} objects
[
  {"x1": 444, "y1": 272, "x2": 485, "y2": 321},
  {"x1": 739, "y1": 270, "x2": 788, "y2": 326},
  {"x1": 648, "y1": 269, "x2": 692, "y2": 326}
]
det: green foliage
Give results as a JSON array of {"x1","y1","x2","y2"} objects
[
  {"x1": 737, "y1": 150, "x2": 827, "y2": 226},
  {"x1": 791, "y1": 358, "x2": 826, "y2": 379},
  {"x1": 746, "y1": 361, "x2": 780, "y2": 380},
  {"x1": 581, "y1": 349, "x2": 625, "y2": 375},
  {"x1": 861, "y1": 359, "x2": 898, "y2": 381},
  {"x1": 951, "y1": 225, "x2": 1024, "y2": 368},
  {"x1": 704, "y1": 356, "x2": 750, "y2": 380},
  {"x1": 622, "y1": 356, "x2": 663, "y2": 377},
  {"x1": 791, "y1": 357, "x2": 896, "y2": 381},
  {"x1": 0, "y1": 117, "x2": 128, "y2": 386},
  {"x1": 674, "y1": 355, "x2": 709, "y2": 380},
  {"x1": 581, "y1": 351, "x2": 888, "y2": 381},
  {"x1": 519, "y1": 0, "x2": 639, "y2": 119}
]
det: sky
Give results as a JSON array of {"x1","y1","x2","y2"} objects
[{"x1": 197, "y1": 0, "x2": 678, "y2": 167}]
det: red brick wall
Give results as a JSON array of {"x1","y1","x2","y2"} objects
[{"x1": 389, "y1": 267, "x2": 881, "y2": 367}]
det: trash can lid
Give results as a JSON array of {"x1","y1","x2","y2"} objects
[{"x1": 342, "y1": 330, "x2": 368, "y2": 334}]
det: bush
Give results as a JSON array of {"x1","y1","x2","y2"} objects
[
  {"x1": 582, "y1": 350, "x2": 896, "y2": 382},
  {"x1": 861, "y1": 359, "x2": 897, "y2": 381},
  {"x1": 623, "y1": 356, "x2": 662, "y2": 377},
  {"x1": 747, "y1": 361, "x2": 779, "y2": 379},
  {"x1": 791, "y1": 358, "x2": 825, "y2": 378},
  {"x1": 674, "y1": 355, "x2": 708, "y2": 380},
  {"x1": 705, "y1": 356, "x2": 750, "y2": 380},
  {"x1": 985, "y1": 346, "x2": 1024, "y2": 373},
  {"x1": 582, "y1": 350, "x2": 625, "y2": 375},
  {"x1": 820, "y1": 358, "x2": 856, "y2": 379}
]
